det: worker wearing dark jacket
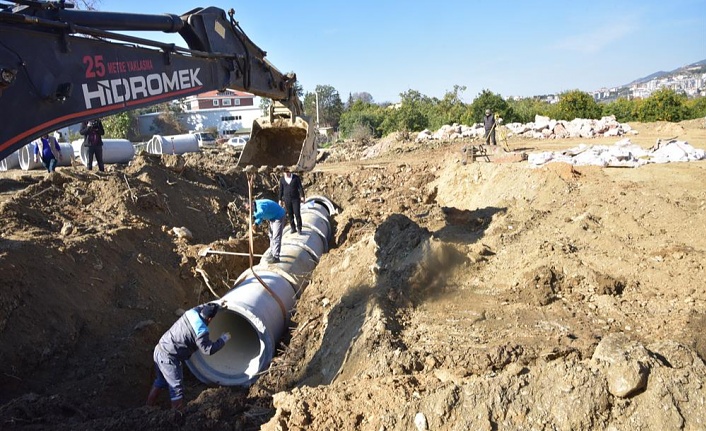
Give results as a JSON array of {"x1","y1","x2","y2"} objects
[
  {"x1": 278, "y1": 171, "x2": 305, "y2": 235},
  {"x1": 146, "y1": 303, "x2": 230, "y2": 410},
  {"x1": 79, "y1": 118, "x2": 105, "y2": 171},
  {"x1": 484, "y1": 109, "x2": 497, "y2": 146}
]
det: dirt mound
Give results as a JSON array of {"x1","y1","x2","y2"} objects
[{"x1": 1, "y1": 120, "x2": 705, "y2": 430}]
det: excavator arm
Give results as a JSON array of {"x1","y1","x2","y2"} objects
[{"x1": 0, "y1": 0, "x2": 316, "y2": 171}]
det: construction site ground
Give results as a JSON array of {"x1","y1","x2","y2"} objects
[{"x1": 0, "y1": 119, "x2": 705, "y2": 430}]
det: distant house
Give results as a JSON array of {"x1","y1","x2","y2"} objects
[
  {"x1": 184, "y1": 89, "x2": 253, "y2": 111},
  {"x1": 137, "y1": 89, "x2": 262, "y2": 138}
]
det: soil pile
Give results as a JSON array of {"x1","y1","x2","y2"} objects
[{"x1": 0, "y1": 121, "x2": 705, "y2": 430}]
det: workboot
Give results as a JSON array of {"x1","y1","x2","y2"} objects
[
  {"x1": 145, "y1": 386, "x2": 161, "y2": 406},
  {"x1": 171, "y1": 398, "x2": 185, "y2": 411}
]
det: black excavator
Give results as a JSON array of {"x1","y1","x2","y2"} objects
[{"x1": 0, "y1": 0, "x2": 316, "y2": 171}]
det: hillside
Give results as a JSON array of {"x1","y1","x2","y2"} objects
[{"x1": 626, "y1": 58, "x2": 706, "y2": 86}]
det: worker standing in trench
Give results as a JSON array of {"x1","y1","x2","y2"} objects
[
  {"x1": 244, "y1": 198, "x2": 286, "y2": 263},
  {"x1": 146, "y1": 303, "x2": 231, "y2": 411},
  {"x1": 278, "y1": 170, "x2": 306, "y2": 235}
]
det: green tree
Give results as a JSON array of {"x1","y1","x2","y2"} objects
[
  {"x1": 303, "y1": 85, "x2": 343, "y2": 128},
  {"x1": 686, "y1": 96, "x2": 706, "y2": 119},
  {"x1": 339, "y1": 100, "x2": 385, "y2": 139},
  {"x1": 555, "y1": 90, "x2": 601, "y2": 120},
  {"x1": 469, "y1": 89, "x2": 511, "y2": 124},
  {"x1": 428, "y1": 85, "x2": 468, "y2": 130},
  {"x1": 638, "y1": 88, "x2": 689, "y2": 122},
  {"x1": 103, "y1": 111, "x2": 138, "y2": 140},
  {"x1": 602, "y1": 98, "x2": 639, "y2": 122},
  {"x1": 384, "y1": 89, "x2": 430, "y2": 134},
  {"x1": 507, "y1": 97, "x2": 553, "y2": 123}
]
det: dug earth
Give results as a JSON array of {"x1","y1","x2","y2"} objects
[{"x1": 0, "y1": 120, "x2": 705, "y2": 430}]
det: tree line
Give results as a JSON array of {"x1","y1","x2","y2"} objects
[{"x1": 308, "y1": 86, "x2": 706, "y2": 142}]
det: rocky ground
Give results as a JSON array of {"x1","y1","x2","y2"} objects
[{"x1": 0, "y1": 119, "x2": 705, "y2": 430}]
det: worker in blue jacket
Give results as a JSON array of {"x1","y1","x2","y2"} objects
[
  {"x1": 244, "y1": 198, "x2": 286, "y2": 263},
  {"x1": 146, "y1": 303, "x2": 230, "y2": 411},
  {"x1": 33, "y1": 133, "x2": 63, "y2": 172}
]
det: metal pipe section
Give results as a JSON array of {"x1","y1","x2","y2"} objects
[{"x1": 187, "y1": 195, "x2": 337, "y2": 386}]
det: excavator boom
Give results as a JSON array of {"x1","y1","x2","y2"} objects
[{"x1": 0, "y1": 1, "x2": 316, "y2": 171}]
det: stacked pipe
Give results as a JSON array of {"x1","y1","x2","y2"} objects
[
  {"x1": 0, "y1": 150, "x2": 20, "y2": 171},
  {"x1": 186, "y1": 195, "x2": 337, "y2": 386},
  {"x1": 146, "y1": 134, "x2": 200, "y2": 155}
]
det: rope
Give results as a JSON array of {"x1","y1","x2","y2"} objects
[
  {"x1": 195, "y1": 268, "x2": 220, "y2": 299},
  {"x1": 246, "y1": 173, "x2": 289, "y2": 322}
]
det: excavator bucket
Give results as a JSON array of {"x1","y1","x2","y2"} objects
[{"x1": 237, "y1": 102, "x2": 317, "y2": 172}]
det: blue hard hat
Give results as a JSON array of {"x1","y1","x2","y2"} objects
[{"x1": 199, "y1": 303, "x2": 220, "y2": 320}]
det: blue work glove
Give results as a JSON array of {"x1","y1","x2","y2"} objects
[{"x1": 220, "y1": 332, "x2": 231, "y2": 343}]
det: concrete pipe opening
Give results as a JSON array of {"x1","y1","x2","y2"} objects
[
  {"x1": 146, "y1": 134, "x2": 199, "y2": 155},
  {"x1": 186, "y1": 271, "x2": 297, "y2": 386},
  {"x1": 187, "y1": 309, "x2": 264, "y2": 385}
]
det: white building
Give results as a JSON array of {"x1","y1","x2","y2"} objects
[{"x1": 137, "y1": 89, "x2": 263, "y2": 138}]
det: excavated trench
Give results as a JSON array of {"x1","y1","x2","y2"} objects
[
  {"x1": 187, "y1": 196, "x2": 337, "y2": 386},
  {"x1": 0, "y1": 123, "x2": 705, "y2": 430}
]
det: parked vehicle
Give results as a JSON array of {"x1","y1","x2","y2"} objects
[
  {"x1": 227, "y1": 136, "x2": 248, "y2": 150},
  {"x1": 191, "y1": 132, "x2": 217, "y2": 148}
]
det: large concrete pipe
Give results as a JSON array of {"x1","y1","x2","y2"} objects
[
  {"x1": 71, "y1": 141, "x2": 82, "y2": 158},
  {"x1": 20, "y1": 142, "x2": 74, "y2": 170},
  {"x1": 0, "y1": 150, "x2": 20, "y2": 171},
  {"x1": 75, "y1": 139, "x2": 135, "y2": 166},
  {"x1": 187, "y1": 195, "x2": 337, "y2": 386},
  {"x1": 146, "y1": 134, "x2": 200, "y2": 155}
]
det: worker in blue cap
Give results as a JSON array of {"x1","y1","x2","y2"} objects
[{"x1": 146, "y1": 303, "x2": 230, "y2": 411}]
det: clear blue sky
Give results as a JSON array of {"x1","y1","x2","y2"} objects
[{"x1": 100, "y1": 0, "x2": 705, "y2": 103}]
